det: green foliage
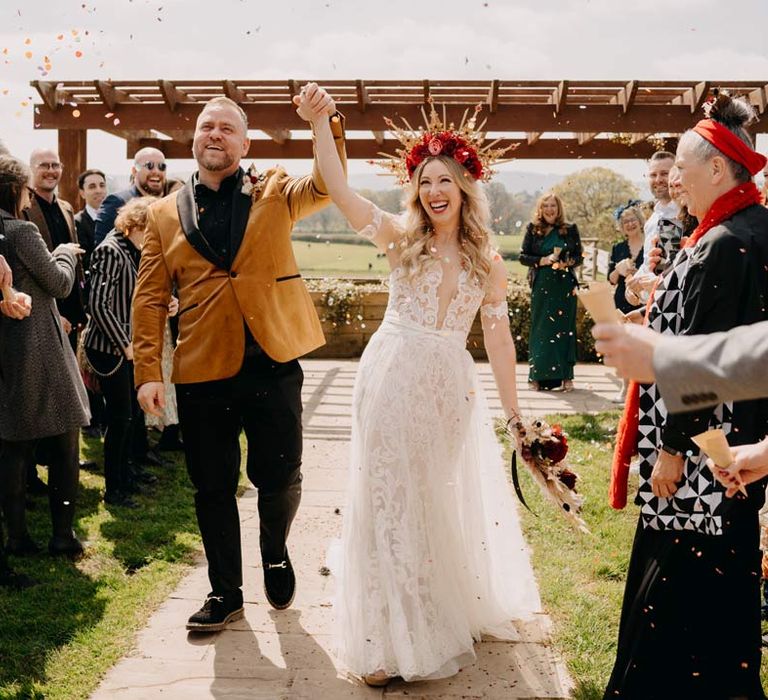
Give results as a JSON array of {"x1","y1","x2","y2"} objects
[
  {"x1": 554, "y1": 167, "x2": 640, "y2": 250},
  {"x1": 306, "y1": 278, "x2": 386, "y2": 328}
]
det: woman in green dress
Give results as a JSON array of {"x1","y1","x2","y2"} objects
[{"x1": 519, "y1": 192, "x2": 583, "y2": 391}]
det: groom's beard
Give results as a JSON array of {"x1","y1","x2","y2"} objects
[{"x1": 195, "y1": 146, "x2": 236, "y2": 173}]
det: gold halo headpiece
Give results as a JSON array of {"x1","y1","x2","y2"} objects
[{"x1": 370, "y1": 98, "x2": 515, "y2": 185}]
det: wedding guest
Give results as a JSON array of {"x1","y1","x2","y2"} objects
[
  {"x1": 94, "y1": 147, "x2": 165, "y2": 245},
  {"x1": 519, "y1": 192, "x2": 583, "y2": 391},
  {"x1": 0, "y1": 250, "x2": 34, "y2": 590},
  {"x1": 0, "y1": 154, "x2": 89, "y2": 559},
  {"x1": 607, "y1": 201, "x2": 645, "y2": 402},
  {"x1": 295, "y1": 86, "x2": 539, "y2": 686},
  {"x1": 83, "y1": 197, "x2": 160, "y2": 507},
  {"x1": 625, "y1": 151, "x2": 680, "y2": 304},
  {"x1": 75, "y1": 168, "x2": 109, "y2": 440},
  {"x1": 74, "y1": 168, "x2": 107, "y2": 270},
  {"x1": 607, "y1": 92, "x2": 768, "y2": 700},
  {"x1": 592, "y1": 321, "x2": 768, "y2": 412}
]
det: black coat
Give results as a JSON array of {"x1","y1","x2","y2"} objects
[{"x1": 519, "y1": 222, "x2": 583, "y2": 289}]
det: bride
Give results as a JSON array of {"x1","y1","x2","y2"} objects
[{"x1": 294, "y1": 84, "x2": 541, "y2": 685}]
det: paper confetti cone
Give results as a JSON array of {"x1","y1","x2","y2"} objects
[
  {"x1": 692, "y1": 428, "x2": 747, "y2": 497},
  {"x1": 576, "y1": 281, "x2": 622, "y2": 324}
]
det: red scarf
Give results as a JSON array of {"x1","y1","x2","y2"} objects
[{"x1": 609, "y1": 181, "x2": 763, "y2": 509}]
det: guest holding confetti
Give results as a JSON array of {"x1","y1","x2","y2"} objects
[{"x1": 519, "y1": 193, "x2": 583, "y2": 392}]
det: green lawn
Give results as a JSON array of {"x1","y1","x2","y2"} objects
[
  {"x1": 294, "y1": 239, "x2": 527, "y2": 280},
  {"x1": 0, "y1": 437, "x2": 207, "y2": 700}
]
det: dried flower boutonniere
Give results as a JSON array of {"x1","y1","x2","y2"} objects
[{"x1": 241, "y1": 163, "x2": 267, "y2": 201}]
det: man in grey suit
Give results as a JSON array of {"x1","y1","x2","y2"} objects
[{"x1": 592, "y1": 321, "x2": 768, "y2": 412}]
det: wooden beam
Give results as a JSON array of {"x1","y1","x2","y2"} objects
[
  {"x1": 104, "y1": 127, "x2": 154, "y2": 141},
  {"x1": 94, "y1": 80, "x2": 141, "y2": 110},
  {"x1": 372, "y1": 130, "x2": 385, "y2": 145},
  {"x1": 488, "y1": 79, "x2": 500, "y2": 114},
  {"x1": 630, "y1": 132, "x2": 650, "y2": 145},
  {"x1": 223, "y1": 80, "x2": 248, "y2": 103},
  {"x1": 356, "y1": 79, "x2": 369, "y2": 113},
  {"x1": 37, "y1": 102, "x2": 724, "y2": 134},
  {"x1": 617, "y1": 80, "x2": 638, "y2": 114},
  {"x1": 577, "y1": 132, "x2": 598, "y2": 145},
  {"x1": 58, "y1": 129, "x2": 87, "y2": 207},
  {"x1": 423, "y1": 79, "x2": 430, "y2": 103},
  {"x1": 690, "y1": 81, "x2": 710, "y2": 114},
  {"x1": 158, "y1": 80, "x2": 189, "y2": 112},
  {"x1": 137, "y1": 136, "x2": 674, "y2": 160},
  {"x1": 526, "y1": 132, "x2": 542, "y2": 145},
  {"x1": 262, "y1": 129, "x2": 292, "y2": 145},
  {"x1": 156, "y1": 129, "x2": 194, "y2": 145},
  {"x1": 674, "y1": 81, "x2": 710, "y2": 114},
  {"x1": 749, "y1": 84, "x2": 768, "y2": 115},
  {"x1": 552, "y1": 80, "x2": 568, "y2": 116},
  {"x1": 31, "y1": 80, "x2": 64, "y2": 111}
]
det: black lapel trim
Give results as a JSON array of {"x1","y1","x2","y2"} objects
[
  {"x1": 176, "y1": 177, "x2": 227, "y2": 269},
  {"x1": 229, "y1": 168, "x2": 250, "y2": 264}
]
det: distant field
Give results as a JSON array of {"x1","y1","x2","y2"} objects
[{"x1": 293, "y1": 237, "x2": 528, "y2": 280}]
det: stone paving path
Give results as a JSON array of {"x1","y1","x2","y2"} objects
[{"x1": 91, "y1": 362, "x2": 621, "y2": 699}]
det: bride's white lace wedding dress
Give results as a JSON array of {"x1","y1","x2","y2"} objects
[{"x1": 331, "y1": 210, "x2": 541, "y2": 682}]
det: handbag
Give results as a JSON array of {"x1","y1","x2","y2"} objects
[{"x1": 77, "y1": 333, "x2": 124, "y2": 379}]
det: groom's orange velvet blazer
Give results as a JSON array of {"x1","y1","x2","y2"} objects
[{"x1": 132, "y1": 116, "x2": 346, "y2": 387}]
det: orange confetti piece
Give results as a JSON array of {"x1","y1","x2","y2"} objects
[
  {"x1": 57, "y1": 34, "x2": 64, "y2": 40},
  {"x1": 72, "y1": 109, "x2": 81, "y2": 117},
  {"x1": 20, "y1": 101, "x2": 28, "y2": 107},
  {"x1": 24, "y1": 38, "x2": 31, "y2": 45},
  {"x1": 75, "y1": 50, "x2": 83, "y2": 58},
  {"x1": 2, "y1": 49, "x2": 8, "y2": 55},
  {"x1": 71, "y1": 29, "x2": 79, "y2": 36},
  {"x1": 24, "y1": 51, "x2": 32, "y2": 59}
]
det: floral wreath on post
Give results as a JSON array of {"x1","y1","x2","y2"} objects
[{"x1": 370, "y1": 97, "x2": 515, "y2": 184}]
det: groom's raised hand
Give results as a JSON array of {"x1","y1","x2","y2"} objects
[{"x1": 292, "y1": 82, "x2": 336, "y2": 122}]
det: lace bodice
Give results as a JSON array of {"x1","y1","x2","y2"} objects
[{"x1": 387, "y1": 262, "x2": 485, "y2": 334}]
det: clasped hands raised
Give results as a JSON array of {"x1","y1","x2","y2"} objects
[{"x1": 292, "y1": 83, "x2": 336, "y2": 123}]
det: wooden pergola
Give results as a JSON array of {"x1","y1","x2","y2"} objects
[{"x1": 32, "y1": 78, "x2": 768, "y2": 205}]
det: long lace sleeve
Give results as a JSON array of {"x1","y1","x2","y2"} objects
[{"x1": 355, "y1": 202, "x2": 384, "y2": 242}]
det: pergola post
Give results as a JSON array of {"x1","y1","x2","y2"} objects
[{"x1": 58, "y1": 129, "x2": 87, "y2": 209}]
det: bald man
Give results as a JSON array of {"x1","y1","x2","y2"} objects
[{"x1": 94, "y1": 147, "x2": 167, "y2": 245}]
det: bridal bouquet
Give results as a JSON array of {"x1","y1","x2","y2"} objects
[{"x1": 509, "y1": 418, "x2": 589, "y2": 533}]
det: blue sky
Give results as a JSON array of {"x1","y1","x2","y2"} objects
[{"x1": 1, "y1": 0, "x2": 767, "y2": 186}]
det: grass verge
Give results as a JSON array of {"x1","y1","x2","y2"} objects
[{"x1": 0, "y1": 434, "x2": 201, "y2": 700}]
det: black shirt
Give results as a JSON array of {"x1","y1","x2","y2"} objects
[
  {"x1": 35, "y1": 192, "x2": 86, "y2": 326},
  {"x1": 194, "y1": 168, "x2": 242, "y2": 269},
  {"x1": 36, "y1": 192, "x2": 71, "y2": 248},
  {"x1": 193, "y1": 167, "x2": 261, "y2": 354}
]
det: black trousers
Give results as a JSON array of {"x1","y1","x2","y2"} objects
[
  {"x1": 604, "y1": 516, "x2": 766, "y2": 700},
  {"x1": 176, "y1": 351, "x2": 304, "y2": 597},
  {"x1": 88, "y1": 349, "x2": 134, "y2": 495},
  {"x1": 1, "y1": 429, "x2": 80, "y2": 542}
]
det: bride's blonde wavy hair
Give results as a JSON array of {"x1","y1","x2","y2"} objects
[{"x1": 399, "y1": 156, "x2": 494, "y2": 286}]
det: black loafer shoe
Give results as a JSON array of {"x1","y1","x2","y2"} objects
[
  {"x1": 186, "y1": 593, "x2": 244, "y2": 632},
  {"x1": 263, "y1": 553, "x2": 295, "y2": 610},
  {"x1": 48, "y1": 534, "x2": 85, "y2": 561}
]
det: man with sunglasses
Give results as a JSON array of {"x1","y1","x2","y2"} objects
[{"x1": 94, "y1": 147, "x2": 167, "y2": 246}]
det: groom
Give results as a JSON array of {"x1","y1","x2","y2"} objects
[{"x1": 133, "y1": 86, "x2": 345, "y2": 631}]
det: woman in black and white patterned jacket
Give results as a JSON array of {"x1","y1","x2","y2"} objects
[
  {"x1": 0, "y1": 154, "x2": 88, "y2": 560},
  {"x1": 82, "y1": 197, "x2": 158, "y2": 507}
]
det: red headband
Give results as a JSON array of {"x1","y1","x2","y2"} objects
[{"x1": 692, "y1": 119, "x2": 767, "y2": 175}]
